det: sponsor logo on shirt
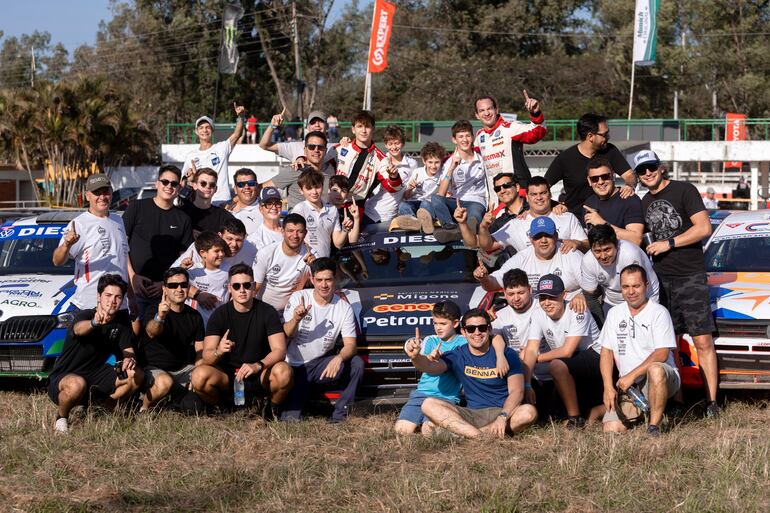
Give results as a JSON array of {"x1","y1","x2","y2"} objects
[
  {"x1": 210, "y1": 154, "x2": 221, "y2": 166},
  {"x1": 340, "y1": 149, "x2": 348, "y2": 156},
  {"x1": 463, "y1": 366, "x2": 498, "y2": 379},
  {"x1": 482, "y1": 151, "x2": 504, "y2": 161},
  {"x1": 553, "y1": 267, "x2": 562, "y2": 276},
  {"x1": 576, "y1": 312, "x2": 586, "y2": 322},
  {"x1": 546, "y1": 329, "x2": 554, "y2": 338},
  {"x1": 598, "y1": 272, "x2": 608, "y2": 284},
  {"x1": 269, "y1": 265, "x2": 281, "y2": 275},
  {"x1": 493, "y1": 130, "x2": 501, "y2": 137},
  {"x1": 619, "y1": 320, "x2": 628, "y2": 332},
  {"x1": 480, "y1": 135, "x2": 486, "y2": 143},
  {"x1": 492, "y1": 140, "x2": 505, "y2": 147}
]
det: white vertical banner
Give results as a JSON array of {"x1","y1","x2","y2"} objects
[{"x1": 633, "y1": 0, "x2": 659, "y2": 66}]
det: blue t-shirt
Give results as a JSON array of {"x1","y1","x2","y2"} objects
[
  {"x1": 441, "y1": 345, "x2": 522, "y2": 409},
  {"x1": 416, "y1": 334, "x2": 467, "y2": 403}
]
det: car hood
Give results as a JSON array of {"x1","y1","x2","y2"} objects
[
  {"x1": 0, "y1": 274, "x2": 76, "y2": 321},
  {"x1": 339, "y1": 282, "x2": 491, "y2": 341},
  {"x1": 709, "y1": 272, "x2": 770, "y2": 320}
]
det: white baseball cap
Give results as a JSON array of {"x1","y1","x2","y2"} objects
[
  {"x1": 195, "y1": 116, "x2": 214, "y2": 128},
  {"x1": 633, "y1": 150, "x2": 661, "y2": 171}
]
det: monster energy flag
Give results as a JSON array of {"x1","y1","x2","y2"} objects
[
  {"x1": 632, "y1": 0, "x2": 658, "y2": 66},
  {"x1": 218, "y1": 3, "x2": 244, "y2": 74}
]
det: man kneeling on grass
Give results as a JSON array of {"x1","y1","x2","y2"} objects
[
  {"x1": 405, "y1": 309, "x2": 537, "y2": 439},
  {"x1": 48, "y1": 274, "x2": 143, "y2": 433}
]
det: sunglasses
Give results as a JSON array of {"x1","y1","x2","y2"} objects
[
  {"x1": 159, "y1": 179, "x2": 180, "y2": 188},
  {"x1": 165, "y1": 281, "x2": 189, "y2": 289},
  {"x1": 306, "y1": 144, "x2": 327, "y2": 151},
  {"x1": 231, "y1": 282, "x2": 253, "y2": 290},
  {"x1": 493, "y1": 182, "x2": 516, "y2": 193},
  {"x1": 262, "y1": 201, "x2": 281, "y2": 210},
  {"x1": 236, "y1": 180, "x2": 257, "y2": 188},
  {"x1": 463, "y1": 324, "x2": 489, "y2": 333},
  {"x1": 588, "y1": 173, "x2": 612, "y2": 184},
  {"x1": 593, "y1": 131, "x2": 610, "y2": 139},
  {"x1": 635, "y1": 165, "x2": 659, "y2": 176},
  {"x1": 197, "y1": 180, "x2": 216, "y2": 189}
]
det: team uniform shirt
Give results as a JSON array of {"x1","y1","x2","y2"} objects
[
  {"x1": 473, "y1": 113, "x2": 547, "y2": 203},
  {"x1": 491, "y1": 243, "x2": 583, "y2": 300},
  {"x1": 491, "y1": 211, "x2": 587, "y2": 252},
  {"x1": 186, "y1": 267, "x2": 230, "y2": 326},
  {"x1": 600, "y1": 300, "x2": 678, "y2": 379},
  {"x1": 440, "y1": 345, "x2": 522, "y2": 409},
  {"x1": 232, "y1": 201, "x2": 263, "y2": 235},
  {"x1": 283, "y1": 289, "x2": 357, "y2": 365},
  {"x1": 491, "y1": 302, "x2": 550, "y2": 381},
  {"x1": 291, "y1": 200, "x2": 343, "y2": 258},
  {"x1": 364, "y1": 155, "x2": 418, "y2": 223},
  {"x1": 253, "y1": 242, "x2": 313, "y2": 312},
  {"x1": 172, "y1": 239, "x2": 258, "y2": 271},
  {"x1": 59, "y1": 212, "x2": 130, "y2": 310},
  {"x1": 335, "y1": 142, "x2": 402, "y2": 201},
  {"x1": 246, "y1": 224, "x2": 283, "y2": 250},
  {"x1": 415, "y1": 335, "x2": 468, "y2": 403},
  {"x1": 529, "y1": 306, "x2": 602, "y2": 355},
  {"x1": 406, "y1": 166, "x2": 441, "y2": 202},
  {"x1": 182, "y1": 140, "x2": 234, "y2": 203},
  {"x1": 141, "y1": 304, "x2": 204, "y2": 371},
  {"x1": 580, "y1": 240, "x2": 659, "y2": 306},
  {"x1": 441, "y1": 153, "x2": 487, "y2": 207}
]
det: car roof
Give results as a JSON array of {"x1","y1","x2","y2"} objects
[
  {"x1": 2, "y1": 209, "x2": 86, "y2": 226},
  {"x1": 711, "y1": 209, "x2": 770, "y2": 239}
]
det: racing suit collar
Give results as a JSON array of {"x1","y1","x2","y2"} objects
[
  {"x1": 480, "y1": 116, "x2": 505, "y2": 135},
  {"x1": 352, "y1": 141, "x2": 376, "y2": 153}
]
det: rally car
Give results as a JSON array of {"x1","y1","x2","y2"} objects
[
  {"x1": 696, "y1": 210, "x2": 770, "y2": 389},
  {"x1": 0, "y1": 211, "x2": 77, "y2": 378}
]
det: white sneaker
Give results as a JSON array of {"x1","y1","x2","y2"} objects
[{"x1": 54, "y1": 417, "x2": 69, "y2": 434}]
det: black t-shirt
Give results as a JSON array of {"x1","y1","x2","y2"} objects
[
  {"x1": 580, "y1": 190, "x2": 644, "y2": 230},
  {"x1": 50, "y1": 309, "x2": 134, "y2": 377},
  {"x1": 545, "y1": 143, "x2": 631, "y2": 214},
  {"x1": 123, "y1": 198, "x2": 194, "y2": 281},
  {"x1": 140, "y1": 304, "x2": 204, "y2": 371},
  {"x1": 181, "y1": 201, "x2": 235, "y2": 234},
  {"x1": 205, "y1": 300, "x2": 283, "y2": 371},
  {"x1": 641, "y1": 180, "x2": 707, "y2": 276}
]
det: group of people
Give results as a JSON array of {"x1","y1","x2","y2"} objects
[{"x1": 47, "y1": 94, "x2": 719, "y2": 439}]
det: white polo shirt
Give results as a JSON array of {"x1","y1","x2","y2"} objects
[
  {"x1": 491, "y1": 211, "x2": 587, "y2": 252},
  {"x1": 186, "y1": 267, "x2": 230, "y2": 326},
  {"x1": 491, "y1": 301, "x2": 551, "y2": 381},
  {"x1": 173, "y1": 239, "x2": 258, "y2": 271},
  {"x1": 580, "y1": 240, "x2": 660, "y2": 306},
  {"x1": 491, "y1": 243, "x2": 583, "y2": 300},
  {"x1": 529, "y1": 306, "x2": 602, "y2": 354},
  {"x1": 253, "y1": 241, "x2": 313, "y2": 311},
  {"x1": 233, "y1": 202, "x2": 263, "y2": 235},
  {"x1": 364, "y1": 156, "x2": 418, "y2": 223},
  {"x1": 291, "y1": 200, "x2": 343, "y2": 258}
]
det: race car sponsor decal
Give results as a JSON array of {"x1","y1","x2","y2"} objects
[
  {"x1": 0, "y1": 225, "x2": 65, "y2": 239},
  {"x1": 362, "y1": 316, "x2": 433, "y2": 328},
  {"x1": 745, "y1": 222, "x2": 770, "y2": 232},
  {"x1": 372, "y1": 303, "x2": 433, "y2": 313}
]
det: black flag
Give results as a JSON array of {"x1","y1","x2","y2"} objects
[{"x1": 219, "y1": 3, "x2": 244, "y2": 74}]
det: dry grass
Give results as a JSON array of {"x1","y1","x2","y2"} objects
[{"x1": 0, "y1": 388, "x2": 769, "y2": 513}]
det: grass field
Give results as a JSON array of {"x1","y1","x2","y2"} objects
[{"x1": 0, "y1": 388, "x2": 769, "y2": 513}]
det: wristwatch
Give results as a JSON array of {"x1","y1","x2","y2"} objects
[
  {"x1": 667, "y1": 238, "x2": 675, "y2": 249},
  {"x1": 497, "y1": 411, "x2": 509, "y2": 419},
  {"x1": 90, "y1": 318, "x2": 99, "y2": 328}
]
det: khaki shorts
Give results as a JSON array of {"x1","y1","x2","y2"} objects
[
  {"x1": 144, "y1": 364, "x2": 196, "y2": 389},
  {"x1": 603, "y1": 362, "x2": 681, "y2": 424},
  {"x1": 456, "y1": 406, "x2": 503, "y2": 428}
]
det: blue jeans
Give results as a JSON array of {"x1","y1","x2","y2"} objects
[
  {"x1": 398, "y1": 199, "x2": 431, "y2": 216},
  {"x1": 429, "y1": 195, "x2": 485, "y2": 227}
]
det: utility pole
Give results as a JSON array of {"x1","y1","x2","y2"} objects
[
  {"x1": 30, "y1": 46, "x2": 35, "y2": 88},
  {"x1": 291, "y1": 1, "x2": 303, "y2": 122}
]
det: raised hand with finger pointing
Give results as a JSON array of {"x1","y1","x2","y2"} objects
[
  {"x1": 454, "y1": 198, "x2": 468, "y2": 224},
  {"x1": 473, "y1": 254, "x2": 488, "y2": 281},
  {"x1": 404, "y1": 327, "x2": 422, "y2": 358},
  {"x1": 523, "y1": 89, "x2": 540, "y2": 115},
  {"x1": 293, "y1": 296, "x2": 311, "y2": 322}
]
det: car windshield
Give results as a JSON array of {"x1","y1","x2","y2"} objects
[
  {"x1": 0, "y1": 233, "x2": 73, "y2": 276},
  {"x1": 335, "y1": 243, "x2": 478, "y2": 288},
  {"x1": 705, "y1": 235, "x2": 770, "y2": 273}
]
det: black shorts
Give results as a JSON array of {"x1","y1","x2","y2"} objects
[
  {"x1": 658, "y1": 273, "x2": 715, "y2": 337},
  {"x1": 48, "y1": 364, "x2": 118, "y2": 405},
  {"x1": 218, "y1": 366, "x2": 270, "y2": 405},
  {"x1": 562, "y1": 349, "x2": 603, "y2": 411}
]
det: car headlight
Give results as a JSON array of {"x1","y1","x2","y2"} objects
[{"x1": 56, "y1": 312, "x2": 75, "y2": 328}]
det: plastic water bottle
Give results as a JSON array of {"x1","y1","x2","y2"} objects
[
  {"x1": 626, "y1": 385, "x2": 650, "y2": 413},
  {"x1": 233, "y1": 370, "x2": 245, "y2": 406}
]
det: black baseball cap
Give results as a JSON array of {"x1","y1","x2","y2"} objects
[{"x1": 534, "y1": 274, "x2": 565, "y2": 297}]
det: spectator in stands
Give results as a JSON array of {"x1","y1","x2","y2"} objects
[
  {"x1": 635, "y1": 150, "x2": 720, "y2": 418},
  {"x1": 140, "y1": 267, "x2": 204, "y2": 411},
  {"x1": 191, "y1": 264, "x2": 291, "y2": 411},
  {"x1": 247, "y1": 115, "x2": 258, "y2": 144},
  {"x1": 124, "y1": 165, "x2": 193, "y2": 320},
  {"x1": 281, "y1": 257, "x2": 363, "y2": 422},
  {"x1": 181, "y1": 167, "x2": 235, "y2": 235},
  {"x1": 545, "y1": 113, "x2": 636, "y2": 216},
  {"x1": 364, "y1": 125, "x2": 418, "y2": 226},
  {"x1": 181, "y1": 103, "x2": 246, "y2": 204},
  {"x1": 406, "y1": 308, "x2": 537, "y2": 439},
  {"x1": 580, "y1": 155, "x2": 644, "y2": 246},
  {"x1": 53, "y1": 173, "x2": 134, "y2": 315},
  {"x1": 703, "y1": 187, "x2": 718, "y2": 209},
  {"x1": 229, "y1": 168, "x2": 263, "y2": 234},
  {"x1": 48, "y1": 274, "x2": 142, "y2": 433},
  {"x1": 600, "y1": 264, "x2": 680, "y2": 435}
]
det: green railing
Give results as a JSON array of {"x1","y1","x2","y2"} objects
[{"x1": 165, "y1": 118, "x2": 770, "y2": 145}]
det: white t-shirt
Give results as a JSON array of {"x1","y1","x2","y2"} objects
[
  {"x1": 407, "y1": 166, "x2": 441, "y2": 202},
  {"x1": 246, "y1": 224, "x2": 283, "y2": 251},
  {"x1": 364, "y1": 156, "x2": 418, "y2": 223},
  {"x1": 491, "y1": 211, "x2": 587, "y2": 252},
  {"x1": 173, "y1": 239, "x2": 258, "y2": 271},
  {"x1": 291, "y1": 200, "x2": 343, "y2": 258},
  {"x1": 491, "y1": 244, "x2": 583, "y2": 300},
  {"x1": 253, "y1": 242, "x2": 313, "y2": 312},
  {"x1": 580, "y1": 240, "x2": 660, "y2": 306},
  {"x1": 59, "y1": 212, "x2": 130, "y2": 310},
  {"x1": 283, "y1": 289, "x2": 358, "y2": 365},
  {"x1": 529, "y1": 305, "x2": 602, "y2": 354},
  {"x1": 182, "y1": 139, "x2": 233, "y2": 203},
  {"x1": 187, "y1": 267, "x2": 230, "y2": 326},
  {"x1": 233, "y1": 201, "x2": 263, "y2": 235},
  {"x1": 492, "y1": 302, "x2": 551, "y2": 381},
  {"x1": 600, "y1": 300, "x2": 678, "y2": 379},
  {"x1": 441, "y1": 153, "x2": 487, "y2": 206}
]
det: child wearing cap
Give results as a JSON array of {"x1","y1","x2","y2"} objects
[{"x1": 246, "y1": 187, "x2": 284, "y2": 249}]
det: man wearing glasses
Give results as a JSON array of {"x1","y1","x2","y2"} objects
[
  {"x1": 191, "y1": 264, "x2": 292, "y2": 410},
  {"x1": 580, "y1": 155, "x2": 644, "y2": 246},
  {"x1": 53, "y1": 174, "x2": 134, "y2": 314},
  {"x1": 140, "y1": 267, "x2": 204, "y2": 411},
  {"x1": 635, "y1": 150, "x2": 719, "y2": 418},
  {"x1": 230, "y1": 168, "x2": 263, "y2": 234},
  {"x1": 124, "y1": 165, "x2": 194, "y2": 320},
  {"x1": 181, "y1": 167, "x2": 235, "y2": 235},
  {"x1": 405, "y1": 308, "x2": 537, "y2": 439},
  {"x1": 545, "y1": 113, "x2": 636, "y2": 216}
]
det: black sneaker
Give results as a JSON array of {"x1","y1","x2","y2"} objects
[
  {"x1": 705, "y1": 401, "x2": 722, "y2": 419},
  {"x1": 434, "y1": 227, "x2": 462, "y2": 244},
  {"x1": 261, "y1": 400, "x2": 278, "y2": 421},
  {"x1": 565, "y1": 416, "x2": 585, "y2": 429},
  {"x1": 647, "y1": 424, "x2": 661, "y2": 436},
  {"x1": 666, "y1": 401, "x2": 686, "y2": 420}
]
